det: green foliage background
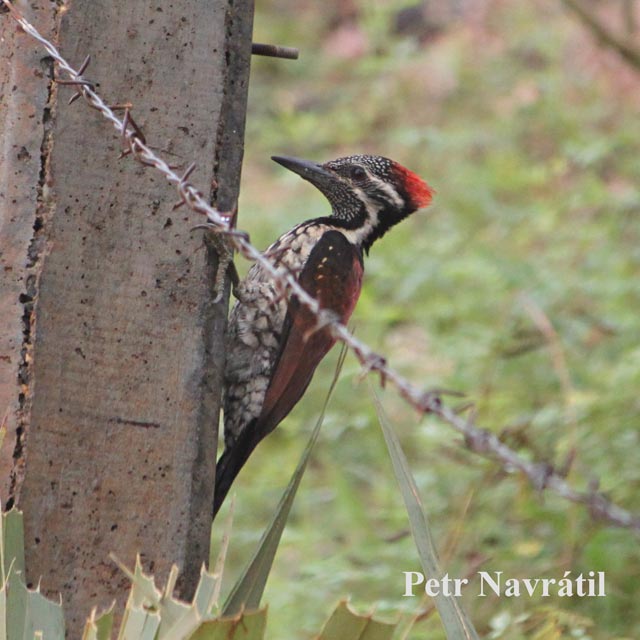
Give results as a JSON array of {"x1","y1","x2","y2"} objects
[{"x1": 214, "y1": 1, "x2": 640, "y2": 638}]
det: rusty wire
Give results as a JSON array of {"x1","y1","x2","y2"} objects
[
  {"x1": 251, "y1": 42, "x2": 299, "y2": 60},
  {"x1": 3, "y1": 0, "x2": 640, "y2": 534}
]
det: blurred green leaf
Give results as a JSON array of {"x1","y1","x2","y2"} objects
[{"x1": 372, "y1": 390, "x2": 479, "y2": 640}]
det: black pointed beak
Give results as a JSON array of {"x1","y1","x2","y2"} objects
[{"x1": 271, "y1": 155, "x2": 335, "y2": 186}]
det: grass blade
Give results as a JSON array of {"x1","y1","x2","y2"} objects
[
  {"x1": 223, "y1": 346, "x2": 348, "y2": 615},
  {"x1": 372, "y1": 389, "x2": 479, "y2": 640}
]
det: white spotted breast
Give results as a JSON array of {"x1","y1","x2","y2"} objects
[{"x1": 222, "y1": 221, "x2": 338, "y2": 445}]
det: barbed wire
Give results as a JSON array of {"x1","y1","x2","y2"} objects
[{"x1": 3, "y1": 0, "x2": 639, "y2": 534}]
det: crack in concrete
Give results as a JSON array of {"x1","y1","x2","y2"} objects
[{"x1": 7, "y1": 8, "x2": 62, "y2": 509}]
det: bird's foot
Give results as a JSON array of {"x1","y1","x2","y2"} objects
[
  {"x1": 211, "y1": 237, "x2": 238, "y2": 304},
  {"x1": 192, "y1": 204, "x2": 242, "y2": 304}
]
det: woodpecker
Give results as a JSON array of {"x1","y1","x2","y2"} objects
[{"x1": 213, "y1": 154, "x2": 433, "y2": 517}]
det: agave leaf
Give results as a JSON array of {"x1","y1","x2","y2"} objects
[
  {"x1": 188, "y1": 608, "x2": 267, "y2": 640},
  {"x1": 0, "y1": 510, "x2": 8, "y2": 640},
  {"x1": 2, "y1": 509, "x2": 25, "y2": 581},
  {"x1": 191, "y1": 568, "x2": 218, "y2": 618},
  {"x1": 157, "y1": 606, "x2": 203, "y2": 640},
  {"x1": 223, "y1": 345, "x2": 348, "y2": 616},
  {"x1": 0, "y1": 580, "x2": 6, "y2": 640},
  {"x1": 116, "y1": 605, "x2": 160, "y2": 640},
  {"x1": 2, "y1": 567, "x2": 64, "y2": 640},
  {"x1": 1, "y1": 509, "x2": 28, "y2": 640},
  {"x1": 20, "y1": 581, "x2": 65, "y2": 640},
  {"x1": 0, "y1": 509, "x2": 65, "y2": 640},
  {"x1": 372, "y1": 391, "x2": 479, "y2": 640},
  {"x1": 210, "y1": 496, "x2": 235, "y2": 613},
  {"x1": 5, "y1": 567, "x2": 27, "y2": 640},
  {"x1": 115, "y1": 556, "x2": 162, "y2": 640},
  {"x1": 82, "y1": 605, "x2": 115, "y2": 640},
  {"x1": 158, "y1": 567, "x2": 222, "y2": 640},
  {"x1": 318, "y1": 600, "x2": 396, "y2": 640},
  {"x1": 112, "y1": 554, "x2": 162, "y2": 612},
  {"x1": 155, "y1": 566, "x2": 190, "y2": 638}
]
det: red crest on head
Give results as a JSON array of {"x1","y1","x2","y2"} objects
[{"x1": 391, "y1": 163, "x2": 434, "y2": 210}]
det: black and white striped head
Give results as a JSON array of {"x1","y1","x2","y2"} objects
[{"x1": 272, "y1": 154, "x2": 433, "y2": 252}]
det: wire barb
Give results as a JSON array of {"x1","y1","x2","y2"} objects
[
  {"x1": 302, "y1": 310, "x2": 340, "y2": 343},
  {"x1": 55, "y1": 54, "x2": 94, "y2": 104}
]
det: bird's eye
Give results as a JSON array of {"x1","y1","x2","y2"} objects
[{"x1": 349, "y1": 166, "x2": 367, "y2": 181}]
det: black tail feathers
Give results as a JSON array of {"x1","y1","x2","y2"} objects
[{"x1": 212, "y1": 423, "x2": 263, "y2": 519}]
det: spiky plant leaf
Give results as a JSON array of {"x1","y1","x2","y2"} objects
[
  {"x1": 223, "y1": 345, "x2": 348, "y2": 616},
  {"x1": 0, "y1": 509, "x2": 64, "y2": 640},
  {"x1": 155, "y1": 566, "x2": 190, "y2": 638},
  {"x1": 158, "y1": 567, "x2": 220, "y2": 640},
  {"x1": 318, "y1": 600, "x2": 396, "y2": 640},
  {"x1": 188, "y1": 609, "x2": 267, "y2": 640},
  {"x1": 114, "y1": 555, "x2": 162, "y2": 611},
  {"x1": 372, "y1": 391, "x2": 479, "y2": 640},
  {"x1": 209, "y1": 496, "x2": 235, "y2": 614},
  {"x1": 191, "y1": 569, "x2": 219, "y2": 618},
  {"x1": 2, "y1": 509, "x2": 25, "y2": 580},
  {"x1": 17, "y1": 580, "x2": 65, "y2": 640},
  {"x1": 117, "y1": 605, "x2": 160, "y2": 640},
  {"x1": 82, "y1": 605, "x2": 115, "y2": 640},
  {"x1": 108, "y1": 555, "x2": 262, "y2": 640},
  {"x1": 114, "y1": 556, "x2": 162, "y2": 640},
  {"x1": 0, "y1": 581, "x2": 5, "y2": 640},
  {"x1": 5, "y1": 569, "x2": 27, "y2": 640}
]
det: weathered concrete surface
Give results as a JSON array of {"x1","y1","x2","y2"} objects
[
  {"x1": 0, "y1": 2, "x2": 55, "y2": 508},
  {"x1": 1, "y1": 0, "x2": 253, "y2": 632}
]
